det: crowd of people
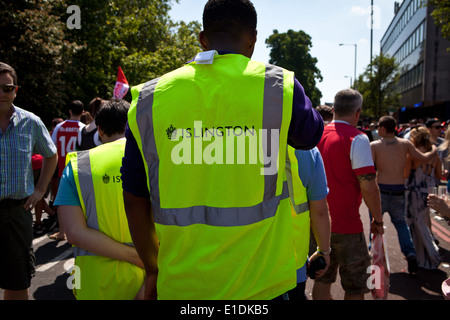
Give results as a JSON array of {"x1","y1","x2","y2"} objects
[{"x1": 1, "y1": 0, "x2": 449, "y2": 301}]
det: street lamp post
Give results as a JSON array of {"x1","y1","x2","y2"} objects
[
  {"x1": 339, "y1": 43, "x2": 358, "y2": 85},
  {"x1": 344, "y1": 76, "x2": 353, "y2": 87},
  {"x1": 371, "y1": 0, "x2": 374, "y2": 70}
]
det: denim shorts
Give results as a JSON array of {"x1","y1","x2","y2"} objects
[
  {"x1": 315, "y1": 232, "x2": 371, "y2": 295},
  {"x1": 0, "y1": 198, "x2": 35, "y2": 290}
]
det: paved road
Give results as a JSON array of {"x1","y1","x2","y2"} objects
[
  {"x1": 0, "y1": 211, "x2": 76, "y2": 300},
  {"x1": 305, "y1": 202, "x2": 450, "y2": 300},
  {"x1": 1, "y1": 201, "x2": 449, "y2": 300}
]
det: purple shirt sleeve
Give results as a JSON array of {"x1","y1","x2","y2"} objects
[
  {"x1": 121, "y1": 78, "x2": 324, "y2": 198},
  {"x1": 288, "y1": 78, "x2": 324, "y2": 150}
]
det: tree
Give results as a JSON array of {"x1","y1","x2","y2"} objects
[
  {"x1": 265, "y1": 29, "x2": 323, "y2": 107},
  {"x1": 1, "y1": 0, "x2": 202, "y2": 124},
  {"x1": 0, "y1": 0, "x2": 80, "y2": 124},
  {"x1": 63, "y1": 0, "x2": 201, "y2": 104},
  {"x1": 428, "y1": 0, "x2": 450, "y2": 41},
  {"x1": 353, "y1": 53, "x2": 401, "y2": 119}
]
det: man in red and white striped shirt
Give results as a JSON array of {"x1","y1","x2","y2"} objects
[
  {"x1": 315, "y1": 89, "x2": 384, "y2": 300},
  {"x1": 50, "y1": 100, "x2": 85, "y2": 240},
  {"x1": 52, "y1": 100, "x2": 85, "y2": 178}
]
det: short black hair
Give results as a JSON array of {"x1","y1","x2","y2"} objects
[
  {"x1": 316, "y1": 105, "x2": 333, "y2": 122},
  {"x1": 203, "y1": 0, "x2": 257, "y2": 38},
  {"x1": 378, "y1": 116, "x2": 397, "y2": 134},
  {"x1": 95, "y1": 99, "x2": 130, "y2": 137},
  {"x1": 87, "y1": 97, "x2": 105, "y2": 118},
  {"x1": 425, "y1": 117, "x2": 440, "y2": 128},
  {"x1": 0, "y1": 62, "x2": 18, "y2": 85},
  {"x1": 69, "y1": 100, "x2": 84, "y2": 116}
]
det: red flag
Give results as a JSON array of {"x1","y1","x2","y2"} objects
[{"x1": 113, "y1": 66, "x2": 129, "y2": 99}]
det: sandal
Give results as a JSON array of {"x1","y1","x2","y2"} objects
[{"x1": 49, "y1": 232, "x2": 66, "y2": 241}]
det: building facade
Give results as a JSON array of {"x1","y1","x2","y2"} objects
[{"x1": 381, "y1": 0, "x2": 450, "y2": 123}]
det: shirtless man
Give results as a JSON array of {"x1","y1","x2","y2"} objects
[{"x1": 371, "y1": 115, "x2": 436, "y2": 274}]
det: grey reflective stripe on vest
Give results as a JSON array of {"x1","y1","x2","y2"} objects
[
  {"x1": 263, "y1": 65, "x2": 284, "y2": 201},
  {"x1": 77, "y1": 151, "x2": 99, "y2": 231},
  {"x1": 293, "y1": 202, "x2": 309, "y2": 215},
  {"x1": 136, "y1": 77, "x2": 161, "y2": 203},
  {"x1": 73, "y1": 151, "x2": 99, "y2": 257},
  {"x1": 135, "y1": 64, "x2": 288, "y2": 227},
  {"x1": 73, "y1": 151, "x2": 134, "y2": 257},
  {"x1": 154, "y1": 181, "x2": 289, "y2": 227},
  {"x1": 285, "y1": 146, "x2": 309, "y2": 216}
]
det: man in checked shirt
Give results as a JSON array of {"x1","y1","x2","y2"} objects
[{"x1": 0, "y1": 62, "x2": 57, "y2": 300}]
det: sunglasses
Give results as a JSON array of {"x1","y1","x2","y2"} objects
[
  {"x1": 432, "y1": 125, "x2": 443, "y2": 129},
  {"x1": 0, "y1": 84, "x2": 18, "y2": 93}
]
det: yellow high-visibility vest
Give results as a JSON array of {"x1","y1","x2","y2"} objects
[
  {"x1": 128, "y1": 52, "x2": 305, "y2": 299},
  {"x1": 286, "y1": 146, "x2": 310, "y2": 269},
  {"x1": 68, "y1": 138, "x2": 145, "y2": 300}
]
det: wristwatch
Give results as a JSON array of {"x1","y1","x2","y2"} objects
[{"x1": 317, "y1": 247, "x2": 331, "y2": 256}]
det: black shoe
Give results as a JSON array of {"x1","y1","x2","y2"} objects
[
  {"x1": 42, "y1": 214, "x2": 58, "y2": 232},
  {"x1": 407, "y1": 255, "x2": 418, "y2": 274},
  {"x1": 33, "y1": 223, "x2": 45, "y2": 236}
]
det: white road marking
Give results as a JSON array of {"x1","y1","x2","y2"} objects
[
  {"x1": 36, "y1": 248, "x2": 73, "y2": 272},
  {"x1": 32, "y1": 234, "x2": 48, "y2": 247},
  {"x1": 63, "y1": 258, "x2": 75, "y2": 272}
]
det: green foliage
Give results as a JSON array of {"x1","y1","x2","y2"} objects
[
  {"x1": 428, "y1": 0, "x2": 450, "y2": 41},
  {"x1": 353, "y1": 53, "x2": 401, "y2": 119},
  {"x1": 265, "y1": 29, "x2": 323, "y2": 107},
  {"x1": 0, "y1": 0, "x2": 81, "y2": 123},
  {"x1": 63, "y1": 0, "x2": 201, "y2": 104},
  {"x1": 1, "y1": 0, "x2": 201, "y2": 124}
]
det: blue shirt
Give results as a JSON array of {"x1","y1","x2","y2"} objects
[
  {"x1": 0, "y1": 105, "x2": 56, "y2": 200},
  {"x1": 54, "y1": 161, "x2": 80, "y2": 207},
  {"x1": 294, "y1": 147, "x2": 329, "y2": 283}
]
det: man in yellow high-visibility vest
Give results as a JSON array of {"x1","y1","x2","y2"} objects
[
  {"x1": 54, "y1": 99, "x2": 147, "y2": 300},
  {"x1": 121, "y1": 0, "x2": 324, "y2": 300}
]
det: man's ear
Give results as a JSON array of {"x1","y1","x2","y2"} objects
[
  {"x1": 199, "y1": 31, "x2": 208, "y2": 50},
  {"x1": 97, "y1": 126, "x2": 104, "y2": 140},
  {"x1": 250, "y1": 29, "x2": 257, "y2": 48}
]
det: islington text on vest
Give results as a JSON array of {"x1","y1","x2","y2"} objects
[{"x1": 170, "y1": 121, "x2": 279, "y2": 175}]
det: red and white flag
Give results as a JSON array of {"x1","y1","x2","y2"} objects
[{"x1": 113, "y1": 66, "x2": 129, "y2": 99}]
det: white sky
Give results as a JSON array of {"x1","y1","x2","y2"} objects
[{"x1": 169, "y1": 0, "x2": 398, "y2": 104}]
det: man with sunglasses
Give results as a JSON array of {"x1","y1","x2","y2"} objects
[
  {"x1": 0, "y1": 62, "x2": 57, "y2": 300},
  {"x1": 426, "y1": 118, "x2": 444, "y2": 147},
  {"x1": 426, "y1": 118, "x2": 445, "y2": 189}
]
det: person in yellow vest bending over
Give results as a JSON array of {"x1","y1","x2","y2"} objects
[
  {"x1": 121, "y1": 0, "x2": 324, "y2": 300},
  {"x1": 54, "y1": 99, "x2": 147, "y2": 300}
]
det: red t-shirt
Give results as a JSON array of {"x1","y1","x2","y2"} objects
[
  {"x1": 52, "y1": 120, "x2": 85, "y2": 177},
  {"x1": 32, "y1": 154, "x2": 43, "y2": 171},
  {"x1": 317, "y1": 121, "x2": 375, "y2": 233}
]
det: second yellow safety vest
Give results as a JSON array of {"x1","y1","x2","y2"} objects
[
  {"x1": 68, "y1": 138, "x2": 145, "y2": 300},
  {"x1": 286, "y1": 146, "x2": 310, "y2": 269}
]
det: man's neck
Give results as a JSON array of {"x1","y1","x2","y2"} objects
[
  {"x1": 0, "y1": 105, "x2": 14, "y2": 134},
  {"x1": 334, "y1": 117, "x2": 355, "y2": 127},
  {"x1": 0, "y1": 104, "x2": 14, "y2": 121},
  {"x1": 381, "y1": 133, "x2": 396, "y2": 139},
  {"x1": 101, "y1": 134, "x2": 125, "y2": 144}
]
